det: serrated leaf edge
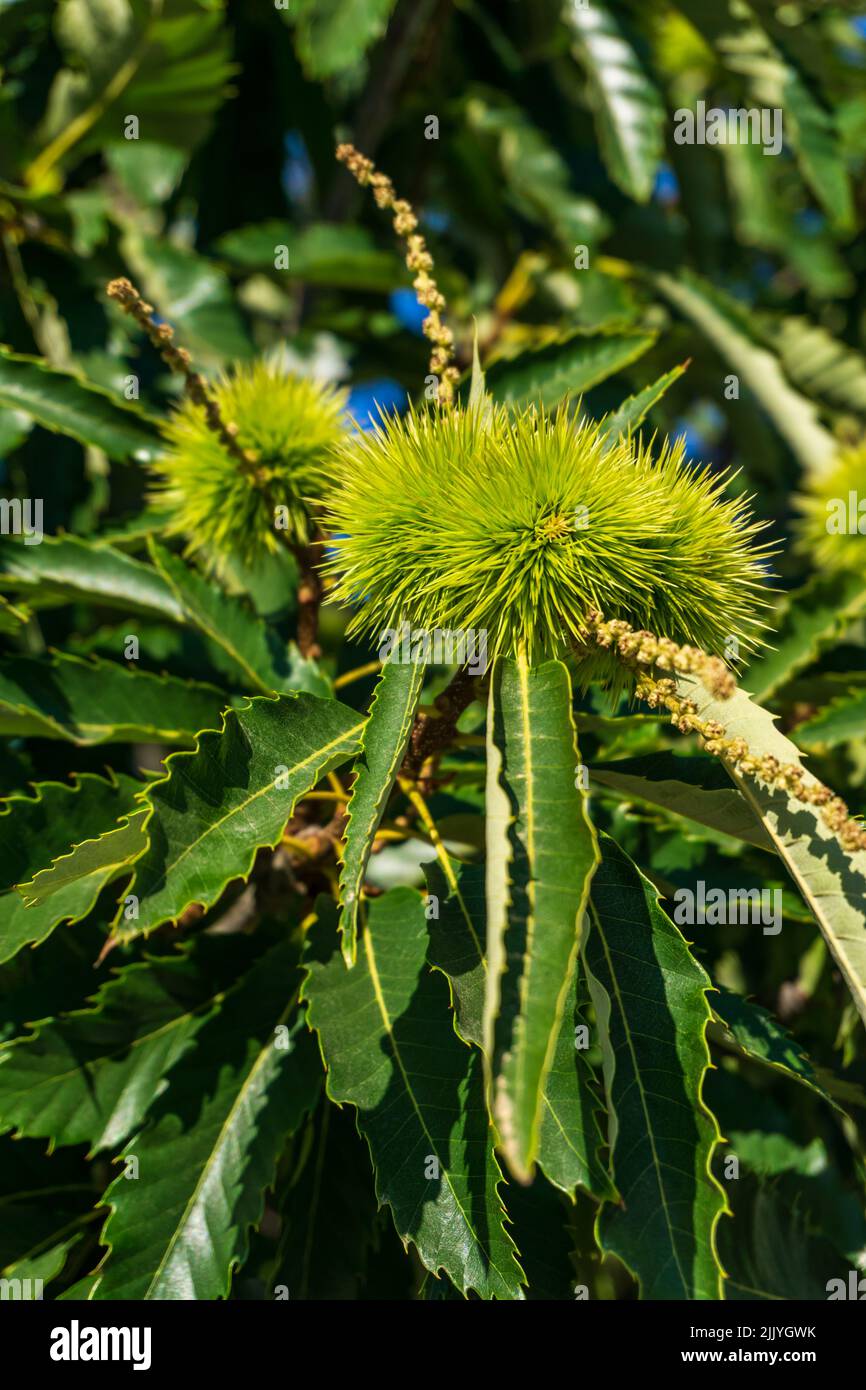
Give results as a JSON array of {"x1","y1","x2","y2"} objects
[
  {"x1": 337, "y1": 656, "x2": 425, "y2": 965},
  {"x1": 112, "y1": 694, "x2": 365, "y2": 939},
  {"x1": 301, "y1": 899, "x2": 527, "y2": 1300},
  {"x1": 585, "y1": 858, "x2": 731, "y2": 1300}
]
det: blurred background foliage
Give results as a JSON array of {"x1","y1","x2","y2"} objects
[{"x1": 2, "y1": 0, "x2": 866, "y2": 1300}]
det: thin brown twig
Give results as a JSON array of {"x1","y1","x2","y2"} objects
[
  {"x1": 283, "y1": 810, "x2": 348, "y2": 866},
  {"x1": 295, "y1": 538, "x2": 324, "y2": 661},
  {"x1": 401, "y1": 666, "x2": 483, "y2": 791}
]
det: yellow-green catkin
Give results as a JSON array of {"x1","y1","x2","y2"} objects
[
  {"x1": 583, "y1": 611, "x2": 866, "y2": 856},
  {"x1": 795, "y1": 439, "x2": 866, "y2": 574},
  {"x1": 336, "y1": 143, "x2": 460, "y2": 407}
]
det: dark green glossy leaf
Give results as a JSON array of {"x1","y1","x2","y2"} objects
[
  {"x1": 0, "y1": 595, "x2": 29, "y2": 635},
  {"x1": 303, "y1": 890, "x2": 525, "y2": 1299},
  {"x1": 0, "y1": 652, "x2": 226, "y2": 744},
  {"x1": 267, "y1": 1104, "x2": 379, "y2": 1301},
  {"x1": 566, "y1": 2, "x2": 664, "y2": 203},
  {"x1": 794, "y1": 687, "x2": 866, "y2": 750},
  {"x1": 746, "y1": 571, "x2": 866, "y2": 702},
  {"x1": 122, "y1": 236, "x2": 254, "y2": 365},
  {"x1": 592, "y1": 751, "x2": 773, "y2": 852},
  {"x1": 148, "y1": 541, "x2": 329, "y2": 697},
  {"x1": 584, "y1": 834, "x2": 727, "y2": 1300},
  {"x1": 425, "y1": 858, "x2": 611, "y2": 1200},
  {"x1": 216, "y1": 221, "x2": 402, "y2": 292},
  {"x1": 91, "y1": 940, "x2": 321, "y2": 1299},
  {"x1": 600, "y1": 363, "x2": 688, "y2": 441},
  {"x1": 0, "y1": 774, "x2": 140, "y2": 964},
  {"x1": 720, "y1": 1178, "x2": 843, "y2": 1301},
  {"x1": 0, "y1": 953, "x2": 225, "y2": 1153},
  {"x1": 538, "y1": 976, "x2": 615, "y2": 1201},
  {"x1": 0, "y1": 535, "x2": 182, "y2": 620},
  {"x1": 120, "y1": 693, "x2": 365, "y2": 936},
  {"x1": 484, "y1": 330, "x2": 656, "y2": 411},
  {"x1": 29, "y1": 0, "x2": 234, "y2": 184},
  {"x1": 463, "y1": 93, "x2": 610, "y2": 253},
  {"x1": 710, "y1": 985, "x2": 835, "y2": 1109},
  {"x1": 18, "y1": 808, "x2": 147, "y2": 923},
  {"x1": 0, "y1": 350, "x2": 161, "y2": 462},
  {"x1": 425, "y1": 858, "x2": 487, "y2": 1050},
  {"x1": 0, "y1": 1136, "x2": 92, "y2": 1289},
  {"x1": 282, "y1": 0, "x2": 397, "y2": 79}
]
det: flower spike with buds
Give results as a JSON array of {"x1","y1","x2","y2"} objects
[
  {"x1": 635, "y1": 668, "x2": 866, "y2": 855},
  {"x1": 578, "y1": 608, "x2": 736, "y2": 698},
  {"x1": 107, "y1": 277, "x2": 256, "y2": 473},
  {"x1": 336, "y1": 143, "x2": 460, "y2": 407},
  {"x1": 580, "y1": 609, "x2": 866, "y2": 855}
]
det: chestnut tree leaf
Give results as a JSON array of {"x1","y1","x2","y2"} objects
[
  {"x1": 679, "y1": 673, "x2": 866, "y2": 1030},
  {"x1": 0, "y1": 773, "x2": 140, "y2": 964},
  {"x1": 584, "y1": 833, "x2": 728, "y2": 1300},
  {"x1": 484, "y1": 655, "x2": 599, "y2": 1181},
  {"x1": 117, "y1": 693, "x2": 365, "y2": 937},
  {"x1": 90, "y1": 939, "x2": 321, "y2": 1299},
  {"x1": 303, "y1": 890, "x2": 525, "y2": 1300},
  {"x1": 0, "y1": 652, "x2": 226, "y2": 745}
]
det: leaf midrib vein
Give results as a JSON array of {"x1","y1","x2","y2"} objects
[
  {"x1": 143, "y1": 989, "x2": 298, "y2": 1297},
  {"x1": 145, "y1": 719, "x2": 364, "y2": 895},
  {"x1": 362, "y1": 928, "x2": 501, "y2": 1276}
]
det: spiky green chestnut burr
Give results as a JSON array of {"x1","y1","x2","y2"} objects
[
  {"x1": 150, "y1": 363, "x2": 348, "y2": 569},
  {"x1": 795, "y1": 441, "x2": 866, "y2": 574},
  {"x1": 324, "y1": 403, "x2": 773, "y2": 672}
]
